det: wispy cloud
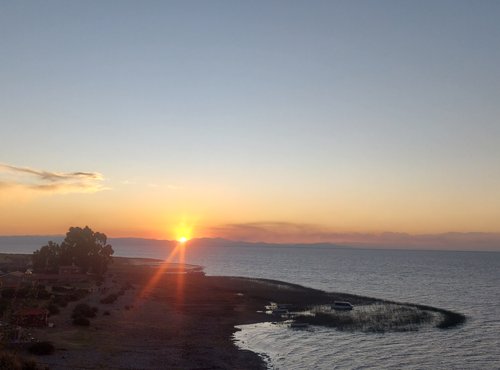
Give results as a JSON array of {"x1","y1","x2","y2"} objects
[{"x1": 0, "y1": 162, "x2": 106, "y2": 194}]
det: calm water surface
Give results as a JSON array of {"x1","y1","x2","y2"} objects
[
  {"x1": 2, "y1": 239, "x2": 499, "y2": 369},
  {"x1": 184, "y1": 245, "x2": 500, "y2": 369}
]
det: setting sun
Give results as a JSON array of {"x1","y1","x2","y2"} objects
[{"x1": 173, "y1": 220, "x2": 194, "y2": 243}]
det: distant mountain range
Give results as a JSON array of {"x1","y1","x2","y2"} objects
[{"x1": 0, "y1": 232, "x2": 499, "y2": 254}]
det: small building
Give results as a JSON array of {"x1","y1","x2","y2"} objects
[
  {"x1": 13, "y1": 308, "x2": 49, "y2": 327},
  {"x1": 59, "y1": 265, "x2": 81, "y2": 275}
]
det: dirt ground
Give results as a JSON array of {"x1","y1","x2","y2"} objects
[
  {"x1": 21, "y1": 257, "x2": 462, "y2": 369},
  {"x1": 28, "y1": 260, "x2": 273, "y2": 370}
]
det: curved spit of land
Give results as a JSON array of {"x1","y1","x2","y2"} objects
[
  {"x1": 224, "y1": 277, "x2": 466, "y2": 332},
  {"x1": 6, "y1": 257, "x2": 465, "y2": 370}
]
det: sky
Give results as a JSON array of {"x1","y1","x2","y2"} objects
[{"x1": 1, "y1": 1, "x2": 500, "y2": 247}]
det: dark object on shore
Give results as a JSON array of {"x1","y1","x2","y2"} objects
[
  {"x1": 28, "y1": 341, "x2": 55, "y2": 356},
  {"x1": 332, "y1": 301, "x2": 353, "y2": 311},
  {"x1": 271, "y1": 308, "x2": 289, "y2": 315},
  {"x1": 290, "y1": 322, "x2": 309, "y2": 328}
]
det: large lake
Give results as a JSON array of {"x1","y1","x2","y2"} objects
[
  {"x1": 184, "y1": 243, "x2": 500, "y2": 369},
  {"x1": 2, "y1": 238, "x2": 499, "y2": 369}
]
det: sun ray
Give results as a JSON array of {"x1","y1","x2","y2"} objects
[
  {"x1": 132, "y1": 221, "x2": 195, "y2": 310},
  {"x1": 137, "y1": 242, "x2": 182, "y2": 300}
]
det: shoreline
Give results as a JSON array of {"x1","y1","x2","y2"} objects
[{"x1": 0, "y1": 255, "x2": 466, "y2": 369}]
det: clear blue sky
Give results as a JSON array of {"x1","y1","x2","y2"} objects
[{"x1": 1, "y1": 1, "x2": 499, "y2": 239}]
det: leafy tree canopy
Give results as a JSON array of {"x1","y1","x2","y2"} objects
[{"x1": 32, "y1": 226, "x2": 114, "y2": 275}]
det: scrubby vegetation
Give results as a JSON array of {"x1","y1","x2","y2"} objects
[
  {"x1": 72, "y1": 303, "x2": 98, "y2": 326},
  {"x1": 50, "y1": 288, "x2": 89, "y2": 309},
  {"x1": 72, "y1": 316, "x2": 90, "y2": 326},
  {"x1": 72, "y1": 303, "x2": 98, "y2": 319},
  {"x1": 47, "y1": 303, "x2": 60, "y2": 315},
  {"x1": 436, "y1": 311, "x2": 466, "y2": 329},
  {"x1": 52, "y1": 295, "x2": 68, "y2": 308},
  {"x1": 100, "y1": 285, "x2": 129, "y2": 304},
  {"x1": 100, "y1": 293, "x2": 119, "y2": 304},
  {"x1": 409, "y1": 303, "x2": 467, "y2": 329},
  {"x1": 1, "y1": 287, "x2": 16, "y2": 299},
  {"x1": 295, "y1": 304, "x2": 436, "y2": 332}
]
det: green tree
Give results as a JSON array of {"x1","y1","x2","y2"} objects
[
  {"x1": 61, "y1": 226, "x2": 114, "y2": 274},
  {"x1": 32, "y1": 241, "x2": 61, "y2": 273},
  {"x1": 32, "y1": 226, "x2": 114, "y2": 275}
]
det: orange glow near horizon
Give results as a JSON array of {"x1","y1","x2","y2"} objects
[{"x1": 173, "y1": 220, "x2": 194, "y2": 243}]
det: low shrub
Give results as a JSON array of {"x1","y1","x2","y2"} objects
[
  {"x1": 21, "y1": 359, "x2": 38, "y2": 370},
  {"x1": 1, "y1": 288, "x2": 16, "y2": 299},
  {"x1": 28, "y1": 341, "x2": 55, "y2": 356},
  {"x1": 72, "y1": 316, "x2": 90, "y2": 326},
  {"x1": 36, "y1": 289, "x2": 51, "y2": 300},
  {"x1": 72, "y1": 303, "x2": 98, "y2": 318},
  {"x1": 0, "y1": 351, "x2": 22, "y2": 369},
  {"x1": 47, "y1": 303, "x2": 60, "y2": 315},
  {"x1": 52, "y1": 286, "x2": 71, "y2": 293},
  {"x1": 15, "y1": 287, "x2": 30, "y2": 298},
  {"x1": 0, "y1": 299, "x2": 10, "y2": 315},
  {"x1": 100, "y1": 293, "x2": 118, "y2": 304},
  {"x1": 52, "y1": 295, "x2": 68, "y2": 307},
  {"x1": 0, "y1": 350, "x2": 36, "y2": 369},
  {"x1": 96, "y1": 276, "x2": 104, "y2": 286},
  {"x1": 75, "y1": 289, "x2": 89, "y2": 299},
  {"x1": 65, "y1": 293, "x2": 79, "y2": 302}
]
